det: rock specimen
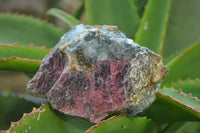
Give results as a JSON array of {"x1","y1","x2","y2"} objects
[{"x1": 27, "y1": 24, "x2": 168, "y2": 123}]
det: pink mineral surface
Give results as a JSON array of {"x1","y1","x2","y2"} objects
[{"x1": 27, "y1": 24, "x2": 168, "y2": 123}]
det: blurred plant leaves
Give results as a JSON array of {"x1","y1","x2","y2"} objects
[
  {"x1": 135, "y1": 0, "x2": 172, "y2": 53},
  {"x1": 86, "y1": 0, "x2": 140, "y2": 39},
  {"x1": 74, "y1": 1, "x2": 85, "y2": 20},
  {"x1": 0, "y1": 14, "x2": 64, "y2": 48},
  {"x1": 162, "y1": 0, "x2": 200, "y2": 58},
  {"x1": 86, "y1": 116, "x2": 157, "y2": 133},
  {"x1": 47, "y1": 8, "x2": 80, "y2": 29}
]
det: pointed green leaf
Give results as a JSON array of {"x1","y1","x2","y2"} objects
[
  {"x1": 0, "y1": 14, "x2": 64, "y2": 48},
  {"x1": 0, "y1": 43, "x2": 50, "y2": 73},
  {"x1": 7, "y1": 104, "x2": 94, "y2": 133},
  {"x1": 167, "y1": 79, "x2": 200, "y2": 99},
  {"x1": 135, "y1": 0, "x2": 172, "y2": 53},
  {"x1": 0, "y1": 92, "x2": 39, "y2": 130},
  {"x1": 47, "y1": 8, "x2": 80, "y2": 29},
  {"x1": 145, "y1": 88, "x2": 200, "y2": 123},
  {"x1": 163, "y1": 41, "x2": 200, "y2": 85},
  {"x1": 163, "y1": 0, "x2": 200, "y2": 57},
  {"x1": 86, "y1": 0, "x2": 140, "y2": 39},
  {"x1": 86, "y1": 116, "x2": 157, "y2": 133},
  {"x1": 0, "y1": 43, "x2": 50, "y2": 60},
  {"x1": 0, "y1": 57, "x2": 41, "y2": 73}
]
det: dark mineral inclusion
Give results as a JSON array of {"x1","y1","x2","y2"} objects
[{"x1": 27, "y1": 24, "x2": 168, "y2": 123}]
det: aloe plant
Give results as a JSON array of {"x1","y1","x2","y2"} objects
[{"x1": 0, "y1": 0, "x2": 200, "y2": 132}]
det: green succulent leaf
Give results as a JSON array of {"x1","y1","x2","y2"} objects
[
  {"x1": 0, "y1": 43, "x2": 50, "y2": 60},
  {"x1": 163, "y1": 41, "x2": 200, "y2": 85},
  {"x1": 174, "y1": 122, "x2": 200, "y2": 133},
  {"x1": 0, "y1": 57, "x2": 41, "y2": 74},
  {"x1": 47, "y1": 8, "x2": 80, "y2": 29},
  {"x1": 161, "y1": 122, "x2": 200, "y2": 133},
  {"x1": 0, "y1": 43, "x2": 50, "y2": 73},
  {"x1": 0, "y1": 92, "x2": 39, "y2": 130},
  {"x1": 145, "y1": 88, "x2": 200, "y2": 123},
  {"x1": 86, "y1": 0, "x2": 140, "y2": 39},
  {"x1": 0, "y1": 13, "x2": 64, "y2": 48},
  {"x1": 167, "y1": 79, "x2": 200, "y2": 99},
  {"x1": 161, "y1": 122, "x2": 185, "y2": 133},
  {"x1": 135, "y1": 0, "x2": 172, "y2": 53},
  {"x1": 133, "y1": 0, "x2": 148, "y2": 17},
  {"x1": 86, "y1": 116, "x2": 158, "y2": 133},
  {"x1": 163, "y1": 0, "x2": 200, "y2": 58},
  {"x1": 74, "y1": 1, "x2": 85, "y2": 20},
  {"x1": 6, "y1": 104, "x2": 94, "y2": 133}
]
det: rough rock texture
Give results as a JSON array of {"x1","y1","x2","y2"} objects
[{"x1": 27, "y1": 24, "x2": 168, "y2": 123}]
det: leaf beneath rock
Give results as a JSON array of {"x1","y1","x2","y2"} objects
[
  {"x1": 86, "y1": 116, "x2": 158, "y2": 133},
  {"x1": 0, "y1": 92, "x2": 39, "y2": 130},
  {"x1": 7, "y1": 104, "x2": 94, "y2": 133}
]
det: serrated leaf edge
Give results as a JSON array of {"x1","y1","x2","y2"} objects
[
  {"x1": 6, "y1": 104, "x2": 46, "y2": 133},
  {"x1": 0, "y1": 43, "x2": 51, "y2": 52},
  {"x1": 85, "y1": 116, "x2": 151, "y2": 133},
  {"x1": 85, "y1": 116, "x2": 117, "y2": 133},
  {"x1": 158, "y1": 88, "x2": 200, "y2": 115},
  {"x1": 0, "y1": 57, "x2": 42, "y2": 63},
  {"x1": 166, "y1": 41, "x2": 200, "y2": 69},
  {"x1": 164, "y1": 78, "x2": 200, "y2": 87}
]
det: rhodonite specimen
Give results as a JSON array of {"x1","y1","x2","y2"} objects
[{"x1": 27, "y1": 24, "x2": 168, "y2": 123}]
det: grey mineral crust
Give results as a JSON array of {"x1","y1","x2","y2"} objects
[{"x1": 57, "y1": 24, "x2": 151, "y2": 61}]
